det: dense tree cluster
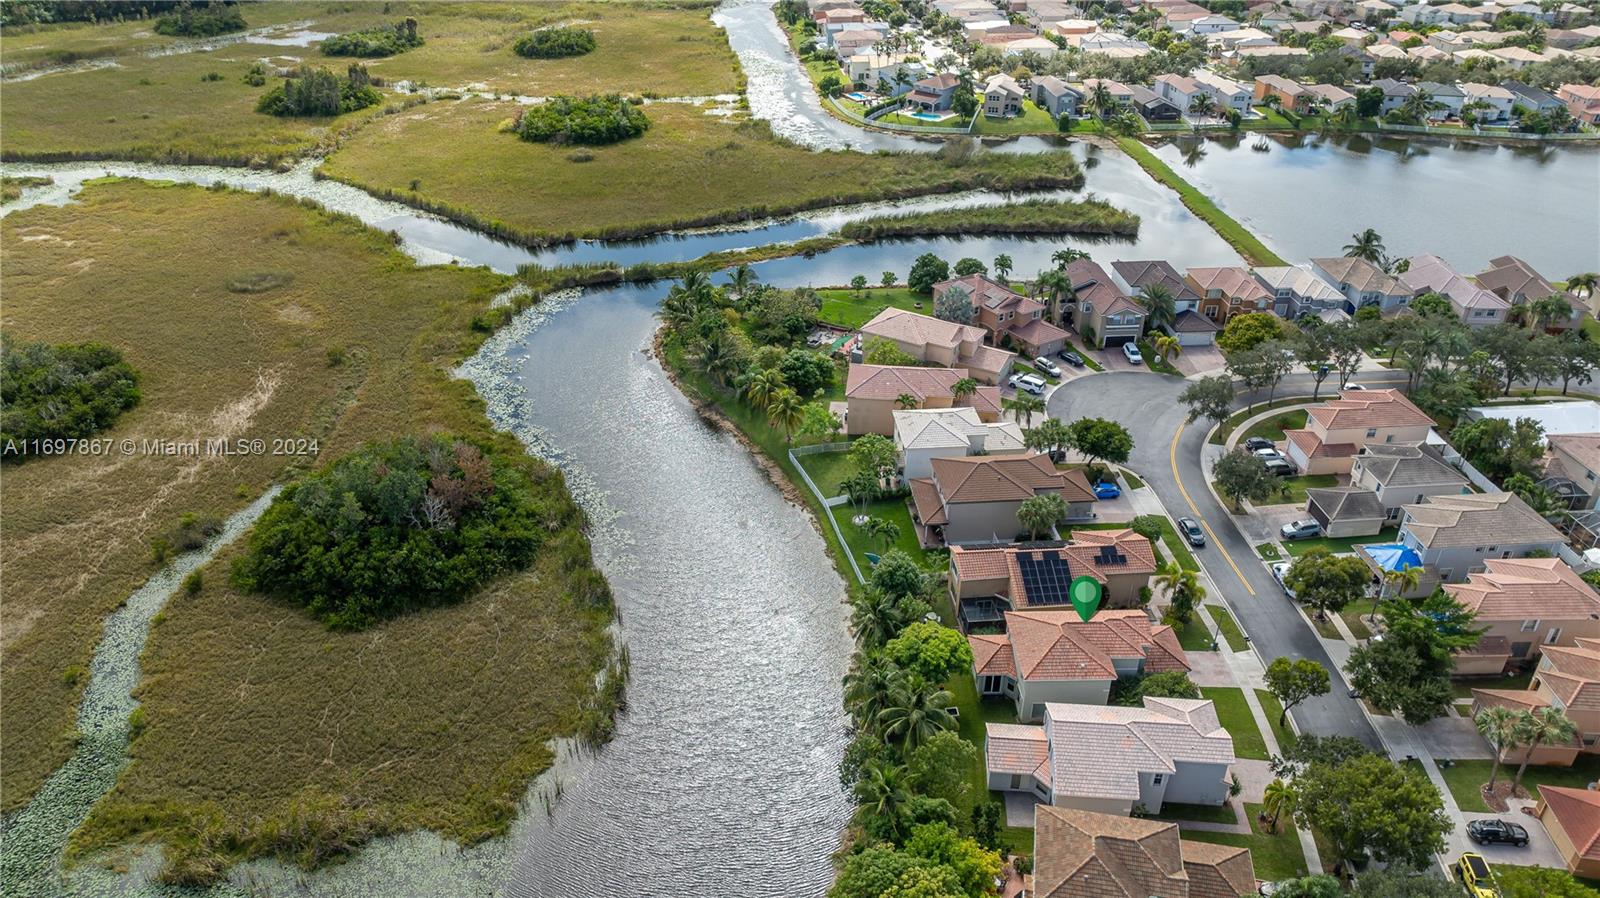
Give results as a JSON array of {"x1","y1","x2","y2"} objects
[
  {"x1": 256, "y1": 64, "x2": 382, "y2": 117},
  {"x1": 152, "y1": 1, "x2": 244, "y2": 37},
  {"x1": 1, "y1": 337, "x2": 140, "y2": 460},
  {"x1": 1347, "y1": 590, "x2": 1483, "y2": 724},
  {"x1": 515, "y1": 94, "x2": 650, "y2": 146},
  {"x1": 320, "y1": 17, "x2": 423, "y2": 58},
  {"x1": 512, "y1": 26, "x2": 597, "y2": 59},
  {"x1": 232, "y1": 435, "x2": 554, "y2": 629}
]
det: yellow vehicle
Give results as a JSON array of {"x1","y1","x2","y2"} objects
[{"x1": 1455, "y1": 852, "x2": 1498, "y2": 898}]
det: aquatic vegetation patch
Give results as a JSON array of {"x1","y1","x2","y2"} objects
[{"x1": 153, "y1": 2, "x2": 247, "y2": 38}]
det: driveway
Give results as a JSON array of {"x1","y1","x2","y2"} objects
[{"x1": 1173, "y1": 344, "x2": 1226, "y2": 378}]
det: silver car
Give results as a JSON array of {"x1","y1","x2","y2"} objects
[{"x1": 1271, "y1": 562, "x2": 1296, "y2": 598}]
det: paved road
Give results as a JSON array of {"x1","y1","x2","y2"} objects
[{"x1": 1050, "y1": 369, "x2": 1414, "y2": 749}]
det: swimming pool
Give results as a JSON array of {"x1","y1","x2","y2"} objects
[
  {"x1": 845, "y1": 91, "x2": 870, "y2": 102},
  {"x1": 909, "y1": 111, "x2": 946, "y2": 121}
]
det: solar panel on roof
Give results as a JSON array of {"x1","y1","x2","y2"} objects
[
  {"x1": 1096, "y1": 544, "x2": 1127, "y2": 566},
  {"x1": 1017, "y1": 550, "x2": 1073, "y2": 606}
]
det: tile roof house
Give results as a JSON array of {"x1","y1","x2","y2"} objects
[
  {"x1": 1539, "y1": 785, "x2": 1600, "y2": 878},
  {"x1": 1193, "y1": 68, "x2": 1253, "y2": 113},
  {"x1": 1415, "y1": 80, "x2": 1467, "y2": 118},
  {"x1": 1386, "y1": 492, "x2": 1567, "y2": 586},
  {"x1": 1111, "y1": 260, "x2": 1218, "y2": 346},
  {"x1": 1253, "y1": 74, "x2": 1311, "y2": 112},
  {"x1": 1252, "y1": 264, "x2": 1345, "y2": 319},
  {"x1": 1368, "y1": 77, "x2": 1417, "y2": 113},
  {"x1": 1448, "y1": 558, "x2": 1600, "y2": 674},
  {"x1": 983, "y1": 72, "x2": 1026, "y2": 117},
  {"x1": 907, "y1": 73, "x2": 961, "y2": 111},
  {"x1": 1026, "y1": 804, "x2": 1256, "y2": 898},
  {"x1": 1065, "y1": 260, "x2": 1146, "y2": 348},
  {"x1": 844, "y1": 363, "x2": 1001, "y2": 435},
  {"x1": 950, "y1": 531, "x2": 1158, "y2": 627},
  {"x1": 1475, "y1": 255, "x2": 1586, "y2": 330},
  {"x1": 1130, "y1": 84, "x2": 1184, "y2": 121},
  {"x1": 893, "y1": 407, "x2": 1026, "y2": 481},
  {"x1": 1475, "y1": 637, "x2": 1600, "y2": 766},
  {"x1": 1305, "y1": 487, "x2": 1387, "y2": 537},
  {"x1": 1349, "y1": 442, "x2": 1471, "y2": 520},
  {"x1": 1283, "y1": 389, "x2": 1434, "y2": 475},
  {"x1": 1397, "y1": 253, "x2": 1509, "y2": 326},
  {"x1": 970, "y1": 608, "x2": 1189, "y2": 720},
  {"x1": 910, "y1": 453, "x2": 1097, "y2": 546},
  {"x1": 1559, "y1": 83, "x2": 1600, "y2": 125},
  {"x1": 932, "y1": 274, "x2": 1071, "y2": 357},
  {"x1": 986, "y1": 697, "x2": 1238, "y2": 816},
  {"x1": 1304, "y1": 82, "x2": 1356, "y2": 111},
  {"x1": 1154, "y1": 73, "x2": 1205, "y2": 112},
  {"x1": 1310, "y1": 256, "x2": 1411, "y2": 313},
  {"x1": 1184, "y1": 267, "x2": 1272, "y2": 324},
  {"x1": 1032, "y1": 75, "x2": 1083, "y2": 117},
  {"x1": 1503, "y1": 80, "x2": 1567, "y2": 114},
  {"x1": 1545, "y1": 434, "x2": 1600, "y2": 510},
  {"x1": 859, "y1": 306, "x2": 1016, "y2": 385}
]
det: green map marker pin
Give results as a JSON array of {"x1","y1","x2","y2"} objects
[{"x1": 1069, "y1": 576, "x2": 1102, "y2": 622}]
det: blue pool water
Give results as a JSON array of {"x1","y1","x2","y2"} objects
[
  {"x1": 844, "y1": 91, "x2": 869, "y2": 101},
  {"x1": 910, "y1": 111, "x2": 943, "y2": 121}
]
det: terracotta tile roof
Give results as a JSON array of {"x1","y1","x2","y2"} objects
[
  {"x1": 1172, "y1": 309, "x2": 1222, "y2": 332},
  {"x1": 930, "y1": 452, "x2": 1090, "y2": 504},
  {"x1": 1305, "y1": 83, "x2": 1354, "y2": 104},
  {"x1": 1156, "y1": 73, "x2": 1201, "y2": 93},
  {"x1": 1549, "y1": 434, "x2": 1600, "y2": 476},
  {"x1": 1312, "y1": 256, "x2": 1404, "y2": 296},
  {"x1": 1445, "y1": 558, "x2": 1600, "y2": 622},
  {"x1": 1285, "y1": 429, "x2": 1356, "y2": 459},
  {"x1": 1401, "y1": 493, "x2": 1564, "y2": 549},
  {"x1": 1539, "y1": 643, "x2": 1600, "y2": 712},
  {"x1": 1111, "y1": 260, "x2": 1202, "y2": 302},
  {"x1": 1186, "y1": 267, "x2": 1272, "y2": 303},
  {"x1": 1399, "y1": 254, "x2": 1508, "y2": 314},
  {"x1": 986, "y1": 722, "x2": 1050, "y2": 780},
  {"x1": 934, "y1": 273, "x2": 1040, "y2": 316},
  {"x1": 971, "y1": 633, "x2": 1016, "y2": 676},
  {"x1": 917, "y1": 73, "x2": 960, "y2": 90},
  {"x1": 1035, "y1": 698, "x2": 1235, "y2": 803},
  {"x1": 950, "y1": 543, "x2": 1013, "y2": 580},
  {"x1": 861, "y1": 306, "x2": 988, "y2": 351},
  {"x1": 1542, "y1": 786, "x2": 1600, "y2": 862},
  {"x1": 909, "y1": 476, "x2": 949, "y2": 525},
  {"x1": 950, "y1": 530, "x2": 1158, "y2": 602},
  {"x1": 1066, "y1": 259, "x2": 1144, "y2": 316},
  {"x1": 1058, "y1": 528, "x2": 1159, "y2": 584},
  {"x1": 846, "y1": 363, "x2": 968, "y2": 401},
  {"x1": 1307, "y1": 388, "x2": 1433, "y2": 431},
  {"x1": 1471, "y1": 686, "x2": 1549, "y2": 711},
  {"x1": 1009, "y1": 317, "x2": 1072, "y2": 346},
  {"x1": 1254, "y1": 73, "x2": 1307, "y2": 96},
  {"x1": 978, "y1": 608, "x2": 1191, "y2": 682}
]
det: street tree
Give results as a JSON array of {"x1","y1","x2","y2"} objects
[
  {"x1": 1154, "y1": 563, "x2": 1204, "y2": 626},
  {"x1": 1226, "y1": 343, "x2": 1293, "y2": 409},
  {"x1": 1346, "y1": 591, "x2": 1483, "y2": 724},
  {"x1": 1023, "y1": 418, "x2": 1072, "y2": 458},
  {"x1": 1217, "y1": 311, "x2": 1288, "y2": 355},
  {"x1": 1003, "y1": 394, "x2": 1045, "y2": 427},
  {"x1": 1213, "y1": 449, "x2": 1276, "y2": 512},
  {"x1": 1178, "y1": 375, "x2": 1235, "y2": 426},
  {"x1": 1282, "y1": 549, "x2": 1370, "y2": 620},
  {"x1": 1262, "y1": 779, "x2": 1299, "y2": 834},
  {"x1": 1293, "y1": 753, "x2": 1450, "y2": 871},
  {"x1": 1294, "y1": 325, "x2": 1334, "y2": 399},
  {"x1": 1066, "y1": 417, "x2": 1133, "y2": 469},
  {"x1": 1554, "y1": 332, "x2": 1600, "y2": 395},
  {"x1": 1264, "y1": 656, "x2": 1330, "y2": 727}
]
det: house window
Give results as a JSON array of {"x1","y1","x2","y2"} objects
[
  {"x1": 1080, "y1": 302, "x2": 1091, "y2": 312},
  {"x1": 1366, "y1": 428, "x2": 1378, "y2": 438},
  {"x1": 1547, "y1": 628, "x2": 1563, "y2": 645},
  {"x1": 1010, "y1": 774, "x2": 1022, "y2": 789},
  {"x1": 1521, "y1": 619, "x2": 1540, "y2": 631}
]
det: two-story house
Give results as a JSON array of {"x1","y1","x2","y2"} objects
[
  {"x1": 1111, "y1": 259, "x2": 1219, "y2": 346},
  {"x1": 1065, "y1": 260, "x2": 1146, "y2": 348},
  {"x1": 931, "y1": 274, "x2": 1071, "y2": 357},
  {"x1": 1476, "y1": 255, "x2": 1587, "y2": 331},
  {"x1": 1284, "y1": 389, "x2": 1435, "y2": 475},
  {"x1": 1193, "y1": 68, "x2": 1252, "y2": 114},
  {"x1": 1461, "y1": 82, "x2": 1517, "y2": 122},
  {"x1": 906, "y1": 73, "x2": 961, "y2": 112},
  {"x1": 1449, "y1": 558, "x2": 1600, "y2": 677},
  {"x1": 1251, "y1": 265, "x2": 1346, "y2": 320},
  {"x1": 909, "y1": 453, "x2": 1096, "y2": 546},
  {"x1": 1184, "y1": 267, "x2": 1272, "y2": 323},
  {"x1": 1477, "y1": 637, "x2": 1600, "y2": 770},
  {"x1": 1031, "y1": 75, "x2": 1082, "y2": 117},
  {"x1": 1026, "y1": 806, "x2": 1256, "y2": 898},
  {"x1": 1253, "y1": 74, "x2": 1311, "y2": 112},
  {"x1": 982, "y1": 72, "x2": 1025, "y2": 117},
  {"x1": 1310, "y1": 256, "x2": 1411, "y2": 314},
  {"x1": 948, "y1": 530, "x2": 1156, "y2": 628},
  {"x1": 1369, "y1": 77, "x2": 1417, "y2": 113},
  {"x1": 1386, "y1": 492, "x2": 1567, "y2": 588},
  {"x1": 893, "y1": 407, "x2": 1026, "y2": 481},
  {"x1": 844, "y1": 363, "x2": 1001, "y2": 435},
  {"x1": 1398, "y1": 254, "x2": 1509, "y2": 327},
  {"x1": 1416, "y1": 81, "x2": 1467, "y2": 119},
  {"x1": 1154, "y1": 73, "x2": 1205, "y2": 112},
  {"x1": 968, "y1": 608, "x2": 1189, "y2": 720},
  {"x1": 985, "y1": 697, "x2": 1237, "y2": 815},
  {"x1": 858, "y1": 306, "x2": 1015, "y2": 384},
  {"x1": 1545, "y1": 434, "x2": 1600, "y2": 510},
  {"x1": 1350, "y1": 442, "x2": 1472, "y2": 519}
]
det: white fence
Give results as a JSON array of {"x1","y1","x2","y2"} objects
[
  {"x1": 825, "y1": 95, "x2": 976, "y2": 135},
  {"x1": 1376, "y1": 121, "x2": 1598, "y2": 142},
  {"x1": 788, "y1": 442, "x2": 866, "y2": 585}
]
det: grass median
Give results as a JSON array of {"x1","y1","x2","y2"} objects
[{"x1": 1114, "y1": 136, "x2": 1287, "y2": 268}]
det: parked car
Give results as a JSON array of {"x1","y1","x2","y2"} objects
[
  {"x1": 1341, "y1": 382, "x2": 1367, "y2": 391},
  {"x1": 1122, "y1": 342, "x2": 1143, "y2": 365},
  {"x1": 1033, "y1": 356, "x2": 1062, "y2": 377},
  {"x1": 1264, "y1": 458, "x2": 1296, "y2": 477},
  {"x1": 1280, "y1": 519, "x2": 1323, "y2": 540},
  {"x1": 1243, "y1": 437, "x2": 1276, "y2": 452},
  {"x1": 1271, "y1": 562, "x2": 1295, "y2": 597},
  {"x1": 1467, "y1": 819, "x2": 1530, "y2": 847},
  {"x1": 1009, "y1": 372, "x2": 1046, "y2": 395},
  {"x1": 1093, "y1": 481, "x2": 1121, "y2": 500},
  {"x1": 1058, "y1": 349, "x2": 1085, "y2": 367},
  {"x1": 1253, "y1": 447, "x2": 1285, "y2": 462},
  {"x1": 1178, "y1": 517, "x2": 1205, "y2": 547},
  {"x1": 1455, "y1": 853, "x2": 1496, "y2": 898}
]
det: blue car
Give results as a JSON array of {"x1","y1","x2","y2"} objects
[{"x1": 1093, "y1": 482, "x2": 1121, "y2": 499}]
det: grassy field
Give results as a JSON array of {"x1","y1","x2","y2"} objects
[
  {"x1": 1114, "y1": 137, "x2": 1287, "y2": 268},
  {"x1": 1209, "y1": 396, "x2": 1316, "y2": 445},
  {"x1": 1173, "y1": 616, "x2": 1216, "y2": 652},
  {"x1": 1282, "y1": 527, "x2": 1398, "y2": 557},
  {"x1": 1438, "y1": 756, "x2": 1600, "y2": 814},
  {"x1": 839, "y1": 497, "x2": 930, "y2": 572},
  {"x1": 1, "y1": 181, "x2": 615, "y2": 872},
  {"x1": 973, "y1": 101, "x2": 1058, "y2": 136},
  {"x1": 1254, "y1": 689, "x2": 1295, "y2": 752},
  {"x1": 1200, "y1": 686, "x2": 1269, "y2": 761},
  {"x1": 1241, "y1": 409, "x2": 1308, "y2": 443},
  {"x1": 1180, "y1": 803, "x2": 1308, "y2": 882},
  {"x1": 320, "y1": 99, "x2": 1087, "y2": 245},
  {"x1": 817, "y1": 286, "x2": 931, "y2": 328},
  {"x1": 796, "y1": 447, "x2": 855, "y2": 497},
  {"x1": 1205, "y1": 605, "x2": 1248, "y2": 652},
  {"x1": 0, "y1": 3, "x2": 313, "y2": 71},
  {"x1": 1252, "y1": 473, "x2": 1339, "y2": 507}
]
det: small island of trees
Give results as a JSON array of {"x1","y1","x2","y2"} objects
[
  {"x1": 232, "y1": 435, "x2": 552, "y2": 629},
  {"x1": 320, "y1": 17, "x2": 424, "y2": 58},
  {"x1": 153, "y1": 1, "x2": 246, "y2": 37},
  {"x1": 256, "y1": 64, "x2": 383, "y2": 117},
  {"x1": 514, "y1": 94, "x2": 649, "y2": 146},
  {"x1": 512, "y1": 26, "x2": 597, "y2": 59},
  {"x1": 1, "y1": 337, "x2": 141, "y2": 462}
]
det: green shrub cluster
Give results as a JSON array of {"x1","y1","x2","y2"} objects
[
  {"x1": 153, "y1": 2, "x2": 246, "y2": 37},
  {"x1": 232, "y1": 435, "x2": 550, "y2": 629},
  {"x1": 1, "y1": 337, "x2": 140, "y2": 460},
  {"x1": 256, "y1": 65, "x2": 382, "y2": 118},
  {"x1": 514, "y1": 94, "x2": 649, "y2": 146},
  {"x1": 511, "y1": 27, "x2": 596, "y2": 59},
  {"x1": 320, "y1": 17, "x2": 423, "y2": 58}
]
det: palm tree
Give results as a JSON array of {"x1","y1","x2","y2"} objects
[
  {"x1": 1530, "y1": 293, "x2": 1574, "y2": 331},
  {"x1": 1262, "y1": 778, "x2": 1297, "y2": 833},
  {"x1": 1086, "y1": 80, "x2": 1115, "y2": 121},
  {"x1": 950, "y1": 377, "x2": 978, "y2": 402},
  {"x1": 1474, "y1": 706, "x2": 1523, "y2": 795},
  {"x1": 1155, "y1": 563, "x2": 1205, "y2": 625},
  {"x1": 1370, "y1": 564, "x2": 1421, "y2": 619},
  {"x1": 894, "y1": 392, "x2": 921, "y2": 410},
  {"x1": 843, "y1": 469, "x2": 880, "y2": 514},
  {"x1": 1003, "y1": 394, "x2": 1045, "y2": 426},
  {"x1": 1111, "y1": 109, "x2": 1143, "y2": 136},
  {"x1": 1342, "y1": 228, "x2": 1386, "y2": 265},
  {"x1": 876, "y1": 678, "x2": 956, "y2": 754},
  {"x1": 856, "y1": 762, "x2": 911, "y2": 834},
  {"x1": 767, "y1": 387, "x2": 805, "y2": 443},
  {"x1": 1017, "y1": 493, "x2": 1066, "y2": 541},
  {"x1": 1329, "y1": 104, "x2": 1358, "y2": 131},
  {"x1": 1154, "y1": 334, "x2": 1181, "y2": 366},
  {"x1": 1051, "y1": 248, "x2": 1089, "y2": 271},
  {"x1": 725, "y1": 263, "x2": 758, "y2": 301},
  {"x1": 1511, "y1": 707, "x2": 1580, "y2": 793},
  {"x1": 993, "y1": 253, "x2": 1013, "y2": 283},
  {"x1": 864, "y1": 516, "x2": 901, "y2": 549},
  {"x1": 843, "y1": 654, "x2": 898, "y2": 723},
  {"x1": 1568, "y1": 272, "x2": 1599, "y2": 299},
  {"x1": 849, "y1": 589, "x2": 904, "y2": 649},
  {"x1": 698, "y1": 330, "x2": 742, "y2": 386},
  {"x1": 1190, "y1": 92, "x2": 1217, "y2": 119},
  {"x1": 1139, "y1": 284, "x2": 1177, "y2": 334},
  {"x1": 744, "y1": 367, "x2": 786, "y2": 411},
  {"x1": 1035, "y1": 269, "x2": 1074, "y2": 327}
]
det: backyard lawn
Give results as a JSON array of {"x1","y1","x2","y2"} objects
[
  {"x1": 1255, "y1": 689, "x2": 1295, "y2": 753},
  {"x1": 1206, "y1": 606, "x2": 1249, "y2": 652},
  {"x1": 1283, "y1": 527, "x2": 1399, "y2": 558},
  {"x1": 838, "y1": 497, "x2": 930, "y2": 572},
  {"x1": 817, "y1": 287, "x2": 929, "y2": 328},
  {"x1": 1438, "y1": 755, "x2": 1600, "y2": 814},
  {"x1": 1241, "y1": 409, "x2": 1308, "y2": 444},
  {"x1": 1247, "y1": 474, "x2": 1338, "y2": 507},
  {"x1": 1200, "y1": 686, "x2": 1270, "y2": 761},
  {"x1": 1180, "y1": 803, "x2": 1308, "y2": 882},
  {"x1": 973, "y1": 100, "x2": 1058, "y2": 135},
  {"x1": 795, "y1": 448, "x2": 854, "y2": 498}
]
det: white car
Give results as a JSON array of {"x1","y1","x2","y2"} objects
[
  {"x1": 1009, "y1": 372, "x2": 1046, "y2": 395},
  {"x1": 1253, "y1": 447, "x2": 1285, "y2": 462},
  {"x1": 1122, "y1": 342, "x2": 1144, "y2": 364},
  {"x1": 1033, "y1": 356, "x2": 1062, "y2": 378},
  {"x1": 1342, "y1": 382, "x2": 1367, "y2": 391},
  {"x1": 1271, "y1": 562, "x2": 1296, "y2": 598}
]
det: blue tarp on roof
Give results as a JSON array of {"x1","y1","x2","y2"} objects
[{"x1": 1363, "y1": 543, "x2": 1421, "y2": 572}]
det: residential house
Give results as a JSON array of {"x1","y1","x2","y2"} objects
[
  {"x1": 1461, "y1": 82, "x2": 1516, "y2": 122},
  {"x1": 1305, "y1": 82, "x2": 1356, "y2": 111},
  {"x1": 845, "y1": 53, "x2": 925, "y2": 93},
  {"x1": 1398, "y1": 253, "x2": 1509, "y2": 326},
  {"x1": 1545, "y1": 434, "x2": 1600, "y2": 510},
  {"x1": 832, "y1": 27, "x2": 888, "y2": 57},
  {"x1": 1539, "y1": 785, "x2": 1600, "y2": 878},
  {"x1": 1001, "y1": 35, "x2": 1063, "y2": 55},
  {"x1": 893, "y1": 407, "x2": 1026, "y2": 481},
  {"x1": 949, "y1": 530, "x2": 1157, "y2": 628},
  {"x1": 985, "y1": 697, "x2": 1237, "y2": 815},
  {"x1": 1368, "y1": 41, "x2": 1412, "y2": 63},
  {"x1": 1504, "y1": 80, "x2": 1568, "y2": 115},
  {"x1": 1079, "y1": 35, "x2": 1155, "y2": 57},
  {"x1": 1305, "y1": 487, "x2": 1388, "y2": 537},
  {"x1": 1476, "y1": 255, "x2": 1586, "y2": 330},
  {"x1": 1329, "y1": 25, "x2": 1369, "y2": 46},
  {"x1": 983, "y1": 73, "x2": 1026, "y2": 117},
  {"x1": 1448, "y1": 558, "x2": 1600, "y2": 675},
  {"x1": 1387, "y1": 492, "x2": 1567, "y2": 586},
  {"x1": 1310, "y1": 256, "x2": 1411, "y2": 313},
  {"x1": 1079, "y1": 77, "x2": 1135, "y2": 108},
  {"x1": 1253, "y1": 73, "x2": 1312, "y2": 112},
  {"x1": 1184, "y1": 266, "x2": 1273, "y2": 323},
  {"x1": 1032, "y1": 75, "x2": 1083, "y2": 117},
  {"x1": 1350, "y1": 442, "x2": 1472, "y2": 520},
  {"x1": 1283, "y1": 388, "x2": 1434, "y2": 475},
  {"x1": 1050, "y1": 17, "x2": 1100, "y2": 37},
  {"x1": 844, "y1": 363, "x2": 1001, "y2": 435},
  {"x1": 1026, "y1": 806, "x2": 1256, "y2": 898},
  {"x1": 1065, "y1": 260, "x2": 1146, "y2": 348},
  {"x1": 1336, "y1": 43, "x2": 1377, "y2": 76},
  {"x1": 1436, "y1": 1, "x2": 1490, "y2": 24},
  {"x1": 1355, "y1": 0, "x2": 1397, "y2": 18},
  {"x1": 969, "y1": 609, "x2": 1189, "y2": 720},
  {"x1": 932, "y1": 274, "x2": 1071, "y2": 357},
  {"x1": 1258, "y1": 9, "x2": 1296, "y2": 30},
  {"x1": 1490, "y1": 45, "x2": 1549, "y2": 69},
  {"x1": 1193, "y1": 69, "x2": 1253, "y2": 114},
  {"x1": 910, "y1": 453, "x2": 1097, "y2": 546},
  {"x1": 1558, "y1": 84, "x2": 1600, "y2": 124},
  {"x1": 1177, "y1": 13, "x2": 1242, "y2": 33},
  {"x1": 859, "y1": 306, "x2": 1015, "y2": 384},
  {"x1": 1416, "y1": 81, "x2": 1467, "y2": 119},
  {"x1": 1252, "y1": 264, "x2": 1346, "y2": 319},
  {"x1": 1130, "y1": 85, "x2": 1183, "y2": 121},
  {"x1": 1111, "y1": 260, "x2": 1218, "y2": 346},
  {"x1": 1154, "y1": 73, "x2": 1205, "y2": 112},
  {"x1": 1409, "y1": 44, "x2": 1452, "y2": 63},
  {"x1": 1464, "y1": 400, "x2": 1600, "y2": 439},
  {"x1": 906, "y1": 73, "x2": 960, "y2": 112},
  {"x1": 1369, "y1": 77, "x2": 1417, "y2": 113},
  {"x1": 1473, "y1": 640, "x2": 1600, "y2": 764},
  {"x1": 1208, "y1": 26, "x2": 1278, "y2": 51},
  {"x1": 1401, "y1": 3, "x2": 1449, "y2": 24}
]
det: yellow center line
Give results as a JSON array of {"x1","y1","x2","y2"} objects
[{"x1": 1169, "y1": 419, "x2": 1256, "y2": 596}]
